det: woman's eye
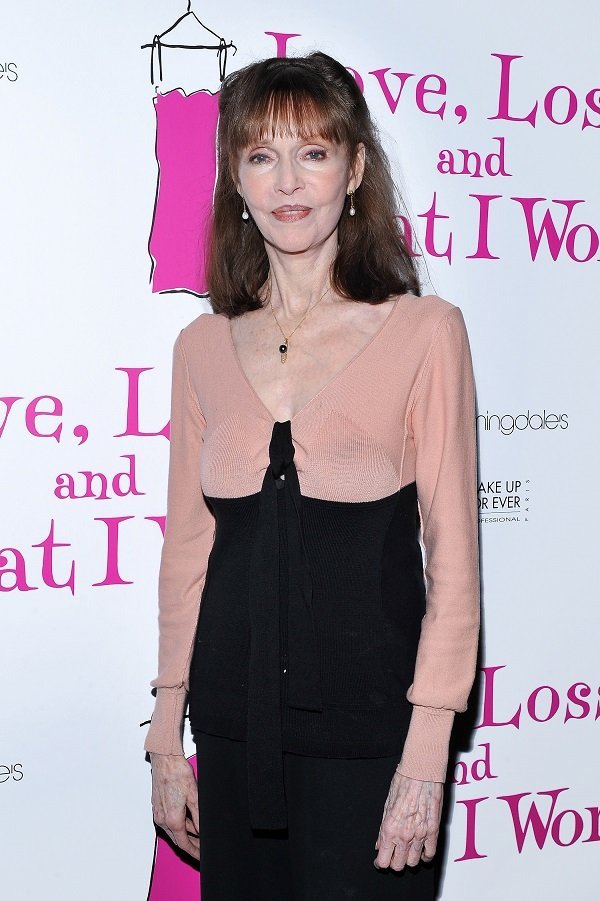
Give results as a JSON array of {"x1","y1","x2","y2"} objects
[{"x1": 246, "y1": 149, "x2": 327, "y2": 164}]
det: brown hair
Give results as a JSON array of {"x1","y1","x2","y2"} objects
[{"x1": 206, "y1": 51, "x2": 422, "y2": 316}]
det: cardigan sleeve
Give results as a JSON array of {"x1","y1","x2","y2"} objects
[
  {"x1": 397, "y1": 305, "x2": 480, "y2": 783},
  {"x1": 144, "y1": 329, "x2": 215, "y2": 756}
]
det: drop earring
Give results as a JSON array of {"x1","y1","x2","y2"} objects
[
  {"x1": 241, "y1": 196, "x2": 249, "y2": 220},
  {"x1": 348, "y1": 191, "x2": 356, "y2": 217}
]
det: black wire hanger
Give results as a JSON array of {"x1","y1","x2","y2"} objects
[{"x1": 141, "y1": 2, "x2": 237, "y2": 86}]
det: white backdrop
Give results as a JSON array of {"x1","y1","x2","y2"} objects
[{"x1": 1, "y1": 2, "x2": 598, "y2": 898}]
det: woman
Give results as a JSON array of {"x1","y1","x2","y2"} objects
[{"x1": 145, "y1": 51, "x2": 480, "y2": 900}]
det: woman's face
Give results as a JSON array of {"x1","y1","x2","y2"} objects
[{"x1": 236, "y1": 130, "x2": 364, "y2": 256}]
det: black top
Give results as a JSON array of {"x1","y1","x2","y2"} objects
[{"x1": 188, "y1": 419, "x2": 425, "y2": 831}]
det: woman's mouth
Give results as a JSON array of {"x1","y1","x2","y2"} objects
[{"x1": 272, "y1": 205, "x2": 311, "y2": 222}]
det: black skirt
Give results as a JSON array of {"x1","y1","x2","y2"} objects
[{"x1": 195, "y1": 730, "x2": 436, "y2": 901}]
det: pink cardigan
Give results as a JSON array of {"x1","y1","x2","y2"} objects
[{"x1": 144, "y1": 292, "x2": 480, "y2": 783}]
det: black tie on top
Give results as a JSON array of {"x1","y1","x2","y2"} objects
[{"x1": 246, "y1": 419, "x2": 324, "y2": 830}]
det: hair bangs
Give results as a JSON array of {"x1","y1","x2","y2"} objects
[{"x1": 229, "y1": 81, "x2": 350, "y2": 159}]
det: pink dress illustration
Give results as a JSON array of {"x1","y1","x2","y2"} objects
[
  {"x1": 147, "y1": 754, "x2": 201, "y2": 900},
  {"x1": 148, "y1": 89, "x2": 220, "y2": 296},
  {"x1": 142, "y1": 10, "x2": 237, "y2": 893}
]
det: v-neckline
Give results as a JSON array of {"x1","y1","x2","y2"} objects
[{"x1": 226, "y1": 295, "x2": 405, "y2": 425}]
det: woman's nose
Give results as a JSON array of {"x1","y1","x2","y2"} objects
[{"x1": 274, "y1": 156, "x2": 303, "y2": 195}]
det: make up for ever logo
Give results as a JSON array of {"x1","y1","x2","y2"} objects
[{"x1": 478, "y1": 478, "x2": 531, "y2": 524}]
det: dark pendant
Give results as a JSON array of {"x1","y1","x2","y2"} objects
[{"x1": 279, "y1": 342, "x2": 288, "y2": 364}]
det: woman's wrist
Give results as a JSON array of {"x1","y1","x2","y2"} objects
[
  {"x1": 143, "y1": 685, "x2": 188, "y2": 756},
  {"x1": 396, "y1": 705, "x2": 455, "y2": 783}
]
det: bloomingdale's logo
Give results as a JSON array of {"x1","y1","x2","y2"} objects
[
  {"x1": 0, "y1": 763, "x2": 23, "y2": 783},
  {"x1": 476, "y1": 410, "x2": 568, "y2": 437},
  {"x1": 0, "y1": 62, "x2": 18, "y2": 83}
]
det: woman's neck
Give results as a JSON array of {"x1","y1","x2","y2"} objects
[{"x1": 263, "y1": 236, "x2": 338, "y2": 319}]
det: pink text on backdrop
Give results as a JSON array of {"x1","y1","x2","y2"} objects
[{"x1": 266, "y1": 34, "x2": 600, "y2": 130}]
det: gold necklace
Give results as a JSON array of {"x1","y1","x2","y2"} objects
[{"x1": 265, "y1": 273, "x2": 331, "y2": 364}]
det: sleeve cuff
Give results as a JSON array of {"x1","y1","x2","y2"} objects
[
  {"x1": 396, "y1": 705, "x2": 456, "y2": 782},
  {"x1": 143, "y1": 686, "x2": 188, "y2": 756}
]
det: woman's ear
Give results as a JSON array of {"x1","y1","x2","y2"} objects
[{"x1": 348, "y1": 142, "x2": 366, "y2": 192}]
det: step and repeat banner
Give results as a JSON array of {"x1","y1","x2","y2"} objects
[{"x1": 1, "y1": 2, "x2": 597, "y2": 898}]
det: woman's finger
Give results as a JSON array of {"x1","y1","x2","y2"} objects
[
  {"x1": 164, "y1": 821, "x2": 200, "y2": 860},
  {"x1": 187, "y1": 787, "x2": 200, "y2": 835},
  {"x1": 185, "y1": 808, "x2": 200, "y2": 855},
  {"x1": 162, "y1": 806, "x2": 199, "y2": 858},
  {"x1": 389, "y1": 840, "x2": 409, "y2": 871},
  {"x1": 158, "y1": 806, "x2": 200, "y2": 859},
  {"x1": 405, "y1": 837, "x2": 424, "y2": 867},
  {"x1": 422, "y1": 784, "x2": 443, "y2": 860},
  {"x1": 374, "y1": 833, "x2": 401, "y2": 870},
  {"x1": 422, "y1": 827, "x2": 439, "y2": 861}
]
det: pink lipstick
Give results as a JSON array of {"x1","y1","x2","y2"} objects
[{"x1": 272, "y1": 204, "x2": 311, "y2": 222}]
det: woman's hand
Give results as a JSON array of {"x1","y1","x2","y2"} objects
[
  {"x1": 149, "y1": 752, "x2": 200, "y2": 861},
  {"x1": 374, "y1": 769, "x2": 443, "y2": 870}
]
